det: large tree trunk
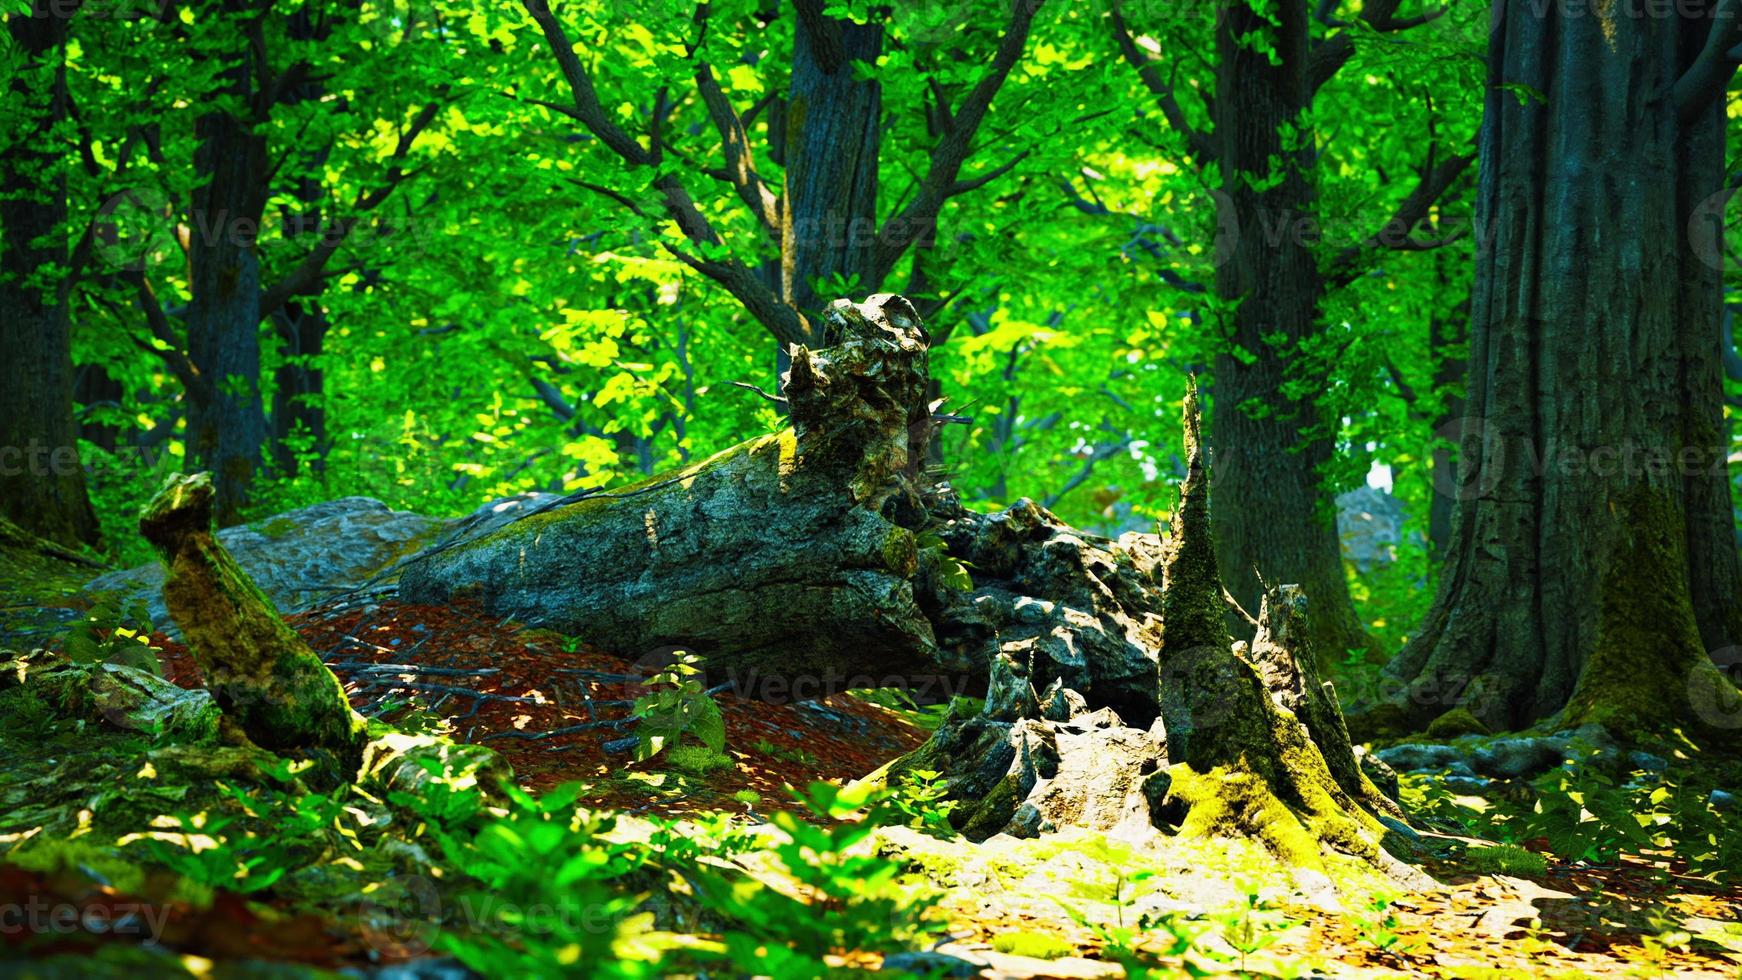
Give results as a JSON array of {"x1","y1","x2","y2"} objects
[
  {"x1": 1207, "y1": 0, "x2": 1375, "y2": 664},
  {"x1": 0, "y1": 4, "x2": 102, "y2": 551},
  {"x1": 401, "y1": 295, "x2": 1420, "y2": 880},
  {"x1": 1380, "y1": 2, "x2": 1742, "y2": 739},
  {"x1": 184, "y1": 0, "x2": 270, "y2": 527}
]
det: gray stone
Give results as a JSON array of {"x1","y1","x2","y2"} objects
[
  {"x1": 1710, "y1": 789, "x2": 1736, "y2": 812},
  {"x1": 1627, "y1": 750, "x2": 1669, "y2": 773},
  {"x1": 1337, "y1": 486, "x2": 1410, "y2": 573},
  {"x1": 86, "y1": 496, "x2": 442, "y2": 629},
  {"x1": 1357, "y1": 746, "x2": 1401, "y2": 800}
]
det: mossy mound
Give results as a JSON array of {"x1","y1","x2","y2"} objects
[{"x1": 1426, "y1": 706, "x2": 1491, "y2": 740}]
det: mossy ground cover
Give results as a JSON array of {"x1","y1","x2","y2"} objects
[{"x1": 3, "y1": 594, "x2": 1741, "y2": 977}]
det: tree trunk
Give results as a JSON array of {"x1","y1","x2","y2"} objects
[
  {"x1": 1207, "y1": 0, "x2": 1374, "y2": 664},
  {"x1": 401, "y1": 295, "x2": 1420, "y2": 880},
  {"x1": 0, "y1": 4, "x2": 101, "y2": 551},
  {"x1": 1380, "y1": 2, "x2": 1742, "y2": 739},
  {"x1": 783, "y1": 10, "x2": 883, "y2": 316},
  {"x1": 184, "y1": 2, "x2": 270, "y2": 527}
]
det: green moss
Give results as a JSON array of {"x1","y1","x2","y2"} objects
[
  {"x1": 957, "y1": 771, "x2": 1023, "y2": 840},
  {"x1": 1426, "y1": 706, "x2": 1490, "y2": 740},
  {"x1": 1465, "y1": 844, "x2": 1547, "y2": 878},
  {"x1": 665, "y1": 744, "x2": 734, "y2": 777},
  {"x1": 1563, "y1": 486, "x2": 1732, "y2": 746},
  {"x1": 256, "y1": 516, "x2": 300, "y2": 539},
  {"x1": 990, "y1": 929, "x2": 1075, "y2": 959},
  {"x1": 1167, "y1": 764, "x2": 1325, "y2": 873}
]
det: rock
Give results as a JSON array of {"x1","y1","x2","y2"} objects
[
  {"x1": 1626, "y1": 750, "x2": 1668, "y2": 773},
  {"x1": 1356, "y1": 746, "x2": 1401, "y2": 801},
  {"x1": 1710, "y1": 789, "x2": 1736, "y2": 812},
  {"x1": 86, "y1": 496, "x2": 441, "y2": 629},
  {"x1": 1374, "y1": 742, "x2": 1464, "y2": 774},
  {"x1": 1336, "y1": 486, "x2": 1410, "y2": 573},
  {"x1": 1471, "y1": 737, "x2": 1567, "y2": 780},
  {"x1": 87, "y1": 663, "x2": 220, "y2": 742}
]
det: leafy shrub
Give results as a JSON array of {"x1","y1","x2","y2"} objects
[{"x1": 631, "y1": 651, "x2": 724, "y2": 763}]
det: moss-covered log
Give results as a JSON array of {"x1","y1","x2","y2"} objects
[
  {"x1": 400, "y1": 295, "x2": 953, "y2": 696},
  {"x1": 140, "y1": 472, "x2": 365, "y2": 773}
]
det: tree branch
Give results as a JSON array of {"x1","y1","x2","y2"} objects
[
  {"x1": 524, "y1": 0, "x2": 809, "y2": 345},
  {"x1": 1109, "y1": 0, "x2": 1215, "y2": 167},
  {"x1": 1674, "y1": 0, "x2": 1742, "y2": 125},
  {"x1": 1324, "y1": 145, "x2": 1475, "y2": 288},
  {"x1": 869, "y1": 0, "x2": 1045, "y2": 283}
]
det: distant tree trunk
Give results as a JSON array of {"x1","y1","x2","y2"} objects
[
  {"x1": 184, "y1": 0, "x2": 270, "y2": 527},
  {"x1": 74, "y1": 365, "x2": 125, "y2": 455},
  {"x1": 0, "y1": 4, "x2": 101, "y2": 550},
  {"x1": 1207, "y1": 0, "x2": 1371, "y2": 664},
  {"x1": 783, "y1": 7, "x2": 882, "y2": 315},
  {"x1": 1383, "y1": 1, "x2": 1742, "y2": 738},
  {"x1": 1425, "y1": 260, "x2": 1468, "y2": 559},
  {"x1": 268, "y1": 10, "x2": 332, "y2": 476}
]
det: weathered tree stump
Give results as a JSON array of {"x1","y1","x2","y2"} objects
[
  {"x1": 401, "y1": 295, "x2": 1422, "y2": 881},
  {"x1": 141, "y1": 473, "x2": 366, "y2": 773}
]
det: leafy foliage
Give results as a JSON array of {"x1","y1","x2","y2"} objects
[{"x1": 630, "y1": 651, "x2": 725, "y2": 763}]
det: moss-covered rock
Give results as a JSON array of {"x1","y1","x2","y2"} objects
[{"x1": 1426, "y1": 706, "x2": 1491, "y2": 740}]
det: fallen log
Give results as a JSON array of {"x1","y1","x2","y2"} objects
[{"x1": 400, "y1": 294, "x2": 1425, "y2": 882}]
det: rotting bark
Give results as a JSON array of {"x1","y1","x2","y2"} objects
[
  {"x1": 401, "y1": 297, "x2": 1421, "y2": 879},
  {"x1": 140, "y1": 472, "x2": 365, "y2": 774}
]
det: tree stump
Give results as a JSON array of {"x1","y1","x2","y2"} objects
[{"x1": 141, "y1": 472, "x2": 366, "y2": 774}]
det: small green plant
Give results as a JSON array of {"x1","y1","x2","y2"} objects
[
  {"x1": 666, "y1": 744, "x2": 734, "y2": 777},
  {"x1": 991, "y1": 929, "x2": 1075, "y2": 960},
  {"x1": 1351, "y1": 893, "x2": 1415, "y2": 958},
  {"x1": 753, "y1": 737, "x2": 818, "y2": 767},
  {"x1": 885, "y1": 768, "x2": 959, "y2": 838},
  {"x1": 632, "y1": 651, "x2": 725, "y2": 763},
  {"x1": 1207, "y1": 887, "x2": 1294, "y2": 974},
  {"x1": 60, "y1": 598, "x2": 162, "y2": 675},
  {"x1": 137, "y1": 781, "x2": 352, "y2": 895},
  {"x1": 731, "y1": 789, "x2": 762, "y2": 809}
]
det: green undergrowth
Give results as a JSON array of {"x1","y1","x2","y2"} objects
[
  {"x1": 0, "y1": 645, "x2": 954, "y2": 977},
  {"x1": 1398, "y1": 741, "x2": 1742, "y2": 883}
]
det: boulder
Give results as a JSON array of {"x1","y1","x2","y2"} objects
[{"x1": 85, "y1": 496, "x2": 442, "y2": 629}]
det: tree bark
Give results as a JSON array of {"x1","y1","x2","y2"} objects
[
  {"x1": 1379, "y1": 1, "x2": 1742, "y2": 739},
  {"x1": 401, "y1": 295, "x2": 1419, "y2": 879},
  {"x1": 782, "y1": 9, "x2": 883, "y2": 315},
  {"x1": 0, "y1": 3, "x2": 102, "y2": 551}
]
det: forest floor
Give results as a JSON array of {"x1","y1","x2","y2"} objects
[
  {"x1": 41, "y1": 596, "x2": 1720, "y2": 979},
  {"x1": 2, "y1": 559, "x2": 1740, "y2": 977}
]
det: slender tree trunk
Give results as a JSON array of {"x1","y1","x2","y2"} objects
[
  {"x1": 1426, "y1": 256, "x2": 1468, "y2": 558},
  {"x1": 782, "y1": 12, "x2": 883, "y2": 315},
  {"x1": 0, "y1": 3, "x2": 101, "y2": 550},
  {"x1": 1382, "y1": 1, "x2": 1742, "y2": 737},
  {"x1": 184, "y1": 2, "x2": 270, "y2": 527},
  {"x1": 1208, "y1": 0, "x2": 1373, "y2": 663}
]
